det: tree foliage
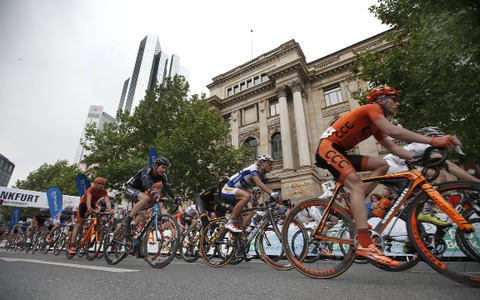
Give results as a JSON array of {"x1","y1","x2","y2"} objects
[
  {"x1": 0, "y1": 160, "x2": 81, "y2": 223},
  {"x1": 82, "y1": 76, "x2": 250, "y2": 201},
  {"x1": 351, "y1": 0, "x2": 480, "y2": 161}
]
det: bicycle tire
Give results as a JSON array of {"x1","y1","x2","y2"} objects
[
  {"x1": 455, "y1": 208, "x2": 480, "y2": 261},
  {"x1": 258, "y1": 215, "x2": 296, "y2": 271},
  {"x1": 53, "y1": 233, "x2": 66, "y2": 256},
  {"x1": 407, "y1": 180, "x2": 480, "y2": 287},
  {"x1": 142, "y1": 214, "x2": 180, "y2": 269},
  {"x1": 103, "y1": 225, "x2": 129, "y2": 265},
  {"x1": 85, "y1": 230, "x2": 103, "y2": 261},
  {"x1": 76, "y1": 231, "x2": 86, "y2": 258},
  {"x1": 180, "y1": 228, "x2": 200, "y2": 263},
  {"x1": 282, "y1": 198, "x2": 356, "y2": 279},
  {"x1": 199, "y1": 218, "x2": 237, "y2": 268}
]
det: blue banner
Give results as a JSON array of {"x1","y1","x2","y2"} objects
[
  {"x1": 9, "y1": 207, "x2": 20, "y2": 232},
  {"x1": 46, "y1": 187, "x2": 63, "y2": 219},
  {"x1": 75, "y1": 173, "x2": 91, "y2": 197},
  {"x1": 149, "y1": 147, "x2": 158, "y2": 168}
]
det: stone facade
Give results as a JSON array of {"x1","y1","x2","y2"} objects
[{"x1": 207, "y1": 30, "x2": 392, "y2": 204}]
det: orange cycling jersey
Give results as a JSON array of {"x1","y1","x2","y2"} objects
[
  {"x1": 80, "y1": 186, "x2": 108, "y2": 206},
  {"x1": 323, "y1": 104, "x2": 387, "y2": 150}
]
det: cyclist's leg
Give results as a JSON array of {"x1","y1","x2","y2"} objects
[
  {"x1": 122, "y1": 187, "x2": 146, "y2": 236},
  {"x1": 69, "y1": 203, "x2": 87, "y2": 254},
  {"x1": 222, "y1": 187, "x2": 249, "y2": 232}
]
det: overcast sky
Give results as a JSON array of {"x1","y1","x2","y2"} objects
[{"x1": 0, "y1": 0, "x2": 389, "y2": 187}]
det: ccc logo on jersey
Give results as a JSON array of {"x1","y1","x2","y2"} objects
[{"x1": 334, "y1": 122, "x2": 354, "y2": 139}]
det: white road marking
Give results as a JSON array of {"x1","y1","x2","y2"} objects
[{"x1": 0, "y1": 257, "x2": 140, "y2": 273}]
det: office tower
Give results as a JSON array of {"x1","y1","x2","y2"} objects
[
  {"x1": 119, "y1": 35, "x2": 189, "y2": 114},
  {"x1": 74, "y1": 105, "x2": 116, "y2": 166},
  {"x1": 0, "y1": 154, "x2": 15, "y2": 187}
]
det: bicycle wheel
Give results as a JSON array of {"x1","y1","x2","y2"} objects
[
  {"x1": 53, "y1": 233, "x2": 66, "y2": 256},
  {"x1": 258, "y1": 215, "x2": 296, "y2": 271},
  {"x1": 365, "y1": 220, "x2": 421, "y2": 272},
  {"x1": 455, "y1": 208, "x2": 480, "y2": 261},
  {"x1": 85, "y1": 229, "x2": 104, "y2": 261},
  {"x1": 142, "y1": 214, "x2": 180, "y2": 269},
  {"x1": 103, "y1": 225, "x2": 129, "y2": 265},
  {"x1": 76, "y1": 231, "x2": 86, "y2": 258},
  {"x1": 407, "y1": 180, "x2": 480, "y2": 287},
  {"x1": 199, "y1": 218, "x2": 237, "y2": 268},
  {"x1": 282, "y1": 198, "x2": 356, "y2": 279},
  {"x1": 180, "y1": 228, "x2": 200, "y2": 263}
]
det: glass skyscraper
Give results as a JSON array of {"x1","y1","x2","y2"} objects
[
  {"x1": 74, "y1": 105, "x2": 116, "y2": 166},
  {"x1": 119, "y1": 35, "x2": 189, "y2": 114}
]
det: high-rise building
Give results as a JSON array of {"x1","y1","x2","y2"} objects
[
  {"x1": 74, "y1": 105, "x2": 116, "y2": 167},
  {"x1": 118, "y1": 35, "x2": 190, "y2": 114},
  {"x1": 0, "y1": 153, "x2": 15, "y2": 187}
]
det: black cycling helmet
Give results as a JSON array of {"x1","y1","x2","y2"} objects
[{"x1": 154, "y1": 157, "x2": 171, "y2": 167}]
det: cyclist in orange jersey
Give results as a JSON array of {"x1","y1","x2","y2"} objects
[
  {"x1": 68, "y1": 177, "x2": 113, "y2": 255},
  {"x1": 315, "y1": 85, "x2": 460, "y2": 267}
]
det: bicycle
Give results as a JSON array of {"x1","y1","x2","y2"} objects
[
  {"x1": 281, "y1": 146, "x2": 480, "y2": 287},
  {"x1": 199, "y1": 198, "x2": 299, "y2": 269},
  {"x1": 66, "y1": 212, "x2": 111, "y2": 260},
  {"x1": 52, "y1": 223, "x2": 74, "y2": 256},
  {"x1": 103, "y1": 197, "x2": 181, "y2": 268}
]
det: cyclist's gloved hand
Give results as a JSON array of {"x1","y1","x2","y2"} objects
[{"x1": 430, "y1": 135, "x2": 458, "y2": 149}]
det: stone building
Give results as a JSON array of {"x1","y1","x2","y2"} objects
[{"x1": 207, "y1": 30, "x2": 393, "y2": 204}]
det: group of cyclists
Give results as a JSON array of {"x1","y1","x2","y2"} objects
[{"x1": 3, "y1": 85, "x2": 476, "y2": 272}]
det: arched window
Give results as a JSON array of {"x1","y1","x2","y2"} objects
[
  {"x1": 244, "y1": 137, "x2": 258, "y2": 161},
  {"x1": 271, "y1": 133, "x2": 282, "y2": 160}
]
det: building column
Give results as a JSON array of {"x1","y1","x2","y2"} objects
[
  {"x1": 230, "y1": 110, "x2": 239, "y2": 148},
  {"x1": 291, "y1": 80, "x2": 311, "y2": 168},
  {"x1": 277, "y1": 86, "x2": 294, "y2": 171}
]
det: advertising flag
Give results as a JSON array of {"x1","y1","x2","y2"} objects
[
  {"x1": 75, "y1": 174, "x2": 91, "y2": 197},
  {"x1": 149, "y1": 147, "x2": 158, "y2": 168},
  {"x1": 46, "y1": 187, "x2": 63, "y2": 219},
  {"x1": 9, "y1": 207, "x2": 20, "y2": 232}
]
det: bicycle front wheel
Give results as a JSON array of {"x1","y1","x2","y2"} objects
[
  {"x1": 103, "y1": 225, "x2": 129, "y2": 265},
  {"x1": 282, "y1": 198, "x2": 356, "y2": 279},
  {"x1": 85, "y1": 229, "x2": 104, "y2": 261},
  {"x1": 142, "y1": 214, "x2": 180, "y2": 269},
  {"x1": 180, "y1": 228, "x2": 200, "y2": 263},
  {"x1": 407, "y1": 180, "x2": 480, "y2": 287},
  {"x1": 199, "y1": 218, "x2": 237, "y2": 268},
  {"x1": 257, "y1": 215, "x2": 296, "y2": 271}
]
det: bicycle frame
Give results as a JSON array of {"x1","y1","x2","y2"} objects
[{"x1": 312, "y1": 162, "x2": 473, "y2": 245}]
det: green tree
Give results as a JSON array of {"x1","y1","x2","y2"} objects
[
  {"x1": 0, "y1": 160, "x2": 81, "y2": 223},
  {"x1": 82, "y1": 76, "x2": 250, "y2": 201},
  {"x1": 351, "y1": 0, "x2": 480, "y2": 161}
]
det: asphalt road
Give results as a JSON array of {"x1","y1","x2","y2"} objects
[{"x1": 0, "y1": 249, "x2": 478, "y2": 300}]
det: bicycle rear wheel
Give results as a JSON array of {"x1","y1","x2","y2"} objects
[
  {"x1": 142, "y1": 214, "x2": 180, "y2": 269},
  {"x1": 103, "y1": 225, "x2": 129, "y2": 265},
  {"x1": 199, "y1": 218, "x2": 237, "y2": 268},
  {"x1": 282, "y1": 198, "x2": 356, "y2": 279},
  {"x1": 407, "y1": 180, "x2": 480, "y2": 287}
]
